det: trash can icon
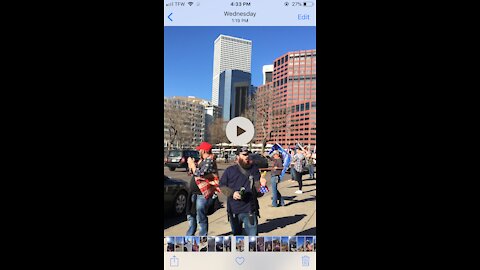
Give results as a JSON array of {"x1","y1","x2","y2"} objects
[
  {"x1": 170, "y1": 256, "x2": 179, "y2": 267},
  {"x1": 302, "y1": 255, "x2": 310, "y2": 267}
]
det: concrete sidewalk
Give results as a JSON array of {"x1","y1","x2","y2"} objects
[{"x1": 164, "y1": 172, "x2": 316, "y2": 236}]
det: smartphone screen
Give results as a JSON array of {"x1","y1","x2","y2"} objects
[{"x1": 164, "y1": 1, "x2": 316, "y2": 269}]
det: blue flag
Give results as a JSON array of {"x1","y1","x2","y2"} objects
[{"x1": 269, "y1": 143, "x2": 291, "y2": 180}]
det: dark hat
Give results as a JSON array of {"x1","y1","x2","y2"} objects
[{"x1": 235, "y1": 146, "x2": 252, "y2": 155}]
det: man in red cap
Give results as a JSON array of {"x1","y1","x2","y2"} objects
[{"x1": 185, "y1": 142, "x2": 217, "y2": 236}]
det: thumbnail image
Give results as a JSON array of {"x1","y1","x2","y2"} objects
[
  {"x1": 273, "y1": 237, "x2": 281, "y2": 252},
  {"x1": 185, "y1": 236, "x2": 193, "y2": 252},
  {"x1": 200, "y1": 237, "x2": 208, "y2": 252},
  {"x1": 297, "y1": 236, "x2": 305, "y2": 252},
  {"x1": 236, "y1": 236, "x2": 245, "y2": 252},
  {"x1": 313, "y1": 236, "x2": 316, "y2": 251},
  {"x1": 192, "y1": 237, "x2": 200, "y2": 252},
  {"x1": 175, "y1": 236, "x2": 184, "y2": 252},
  {"x1": 265, "y1": 236, "x2": 273, "y2": 252},
  {"x1": 248, "y1": 236, "x2": 256, "y2": 252},
  {"x1": 256, "y1": 237, "x2": 265, "y2": 252},
  {"x1": 281, "y1": 237, "x2": 289, "y2": 252},
  {"x1": 208, "y1": 237, "x2": 215, "y2": 252},
  {"x1": 305, "y1": 236, "x2": 314, "y2": 252},
  {"x1": 224, "y1": 236, "x2": 232, "y2": 252},
  {"x1": 289, "y1": 236, "x2": 297, "y2": 252},
  {"x1": 166, "y1": 237, "x2": 174, "y2": 252},
  {"x1": 215, "y1": 236, "x2": 224, "y2": 252}
]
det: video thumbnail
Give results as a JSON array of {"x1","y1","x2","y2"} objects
[
  {"x1": 164, "y1": 26, "x2": 316, "y2": 239},
  {"x1": 207, "y1": 236, "x2": 215, "y2": 252},
  {"x1": 256, "y1": 236, "x2": 264, "y2": 252},
  {"x1": 289, "y1": 236, "x2": 297, "y2": 252},
  {"x1": 236, "y1": 236, "x2": 245, "y2": 252},
  {"x1": 265, "y1": 236, "x2": 273, "y2": 251},
  {"x1": 248, "y1": 236, "x2": 256, "y2": 251}
]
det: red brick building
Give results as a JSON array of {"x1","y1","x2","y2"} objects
[{"x1": 254, "y1": 50, "x2": 316, "y2": 148}]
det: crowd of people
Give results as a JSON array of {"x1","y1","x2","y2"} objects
[{"x1": 182, "y1": 141, "x2": 316, "y2": 237}]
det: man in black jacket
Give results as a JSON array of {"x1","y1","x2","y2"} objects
[{"x1": 219, "y1": 146, "x2": 267, "y2": 236}]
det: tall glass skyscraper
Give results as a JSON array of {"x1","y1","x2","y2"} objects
[
  {"x1": 218, "y1": 70, "x2": 251, "y2": 121},
  {"x1": 212, "y1": 35, "x2": 252, "y2": 106}
]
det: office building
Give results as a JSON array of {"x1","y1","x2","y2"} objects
[
  {"x1": 262, "y1": 64, "x2": 274, "y2": 85},
  {"x1": 218, "y1": 69, "x2": 251, "y2": 121},
  {"x1": 254, "y1": 50, "x2": 317, "y2": 148},
  {"x1": 249, "y1": 85, "x2": 257, "y2": 96},
  {"x1": 203, "y1": 101, "x2": 221, "y2": 142},
  {"x1": 212, "y1": 35, "x2": 252, "y2": 106}
]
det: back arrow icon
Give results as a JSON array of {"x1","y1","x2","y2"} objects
[{"x1": 168, "y1": 13, "x2": 173, "y2": 21}]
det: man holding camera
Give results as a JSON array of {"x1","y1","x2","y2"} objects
[{"x1": 219, "y1": 146, "x2": 267, "y2": 236}]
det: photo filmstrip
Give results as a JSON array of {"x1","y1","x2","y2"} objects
[{"x1": 165, "y1": 236, "x2": 315, "y2": 252}]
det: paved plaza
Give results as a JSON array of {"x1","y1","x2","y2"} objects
[{"x1": 164, "y1": 162, "x2": 316, "y2": 236}]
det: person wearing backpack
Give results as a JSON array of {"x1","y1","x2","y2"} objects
[{"x1": 219, "y1": 146, "x2": 267, "y2": 236}]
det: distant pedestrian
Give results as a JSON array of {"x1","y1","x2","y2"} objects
[
  {"x1": 185, "y1": 142, "x2": 218, "y2": 236},
  {"x1": 305, "y1": 147, "x2": 315, "y2": 180},
  {"x1": 289, "y1": 149, "x2": 296, "y2": 182},
  {"x1": 270, "y1": 150, "x2": 285, "y2": 207},
  {"x1": 224, "y1": 152, "x2": 229, "y2": 163},
  {"x1": 219, "y1": 146, "x2": 267, "y2": 236},
  {"x1": 292, "y1": 148, "x2": 305, "y2": 194}
]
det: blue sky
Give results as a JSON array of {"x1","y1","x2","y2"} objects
[{"x1": 164, "y1": 27, "x2": 316, "y2": 100}]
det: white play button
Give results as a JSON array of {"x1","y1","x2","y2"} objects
[{"x1": 226, "y1": 117, "x2": 255, "y2": 146}]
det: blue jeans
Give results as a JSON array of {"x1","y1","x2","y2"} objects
[
  {"x1": 229, "y1": 212, "x2": 258, "y2": 236},
  {"x1": 186, "y1": 195, "x2": 208, "y2": 236},
  {"x1": 291, "y1": 168, "x2": 296, "y2": 181},
  {"x1": 308, "y1": 164, "x2": 315, "y2": 179},
  {"x1": 271, "y1": 175, "x2": 285, "y2": 207}
]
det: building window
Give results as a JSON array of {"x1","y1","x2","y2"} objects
[{"x1": 306, "y1": 102, "x2": 310, "y2": 110}]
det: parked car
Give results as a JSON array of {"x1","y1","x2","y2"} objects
[
  {"x1": 165, "y1": 149, "x2": 200, "y2": 171},
  {"x1": 164, "y1": 175, "x2": 189, "y2": 216}
]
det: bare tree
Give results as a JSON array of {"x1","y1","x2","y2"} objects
[
  {"x1": 253, "y1": 85, "x2": 278, "y2": 152},
  {"x1": 207, "y1": 118, "x2": 228, "y2": 145},
  {"x1": 241, "y1": 94, "x2": 256, "y2": 124},
  {"x1": 164, "y1": 103, "x2": 189, "y2": 150}
]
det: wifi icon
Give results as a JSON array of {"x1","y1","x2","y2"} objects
[{"x1": 188, "y1": 2, "x2": 193, "y2": 6}]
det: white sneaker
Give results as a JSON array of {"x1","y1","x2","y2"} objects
[{"x1": 295, "y1": 190, "x2": 303, "y2": 194}]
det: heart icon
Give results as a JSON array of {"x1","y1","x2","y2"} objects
[{"x1": 235, "y1": 257, "x2": 245, "y2": 265}]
